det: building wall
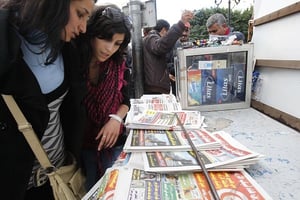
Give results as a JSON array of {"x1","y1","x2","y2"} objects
[{"x1": 251, "y1": 0, "x2": 300, "y2": 119}]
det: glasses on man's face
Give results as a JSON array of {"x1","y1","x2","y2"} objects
[{"x1": 102, "y1": 7, "x2": 132, "y2": 30}]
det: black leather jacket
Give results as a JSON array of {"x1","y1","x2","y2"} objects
[{"x1": 142, "y1": 20, "x2": 187, "y2": 94}]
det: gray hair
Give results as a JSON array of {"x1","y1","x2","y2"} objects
[{"x1": 206, "y1": 13, "x2": 227, "y2": 28}]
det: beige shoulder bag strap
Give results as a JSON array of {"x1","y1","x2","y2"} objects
[
  {"x1": 1, "y1": 94, "x2": 53, "y2": 169},
  {"x1": 2, "y1": 94, "x2": 85, "y2": 200}
]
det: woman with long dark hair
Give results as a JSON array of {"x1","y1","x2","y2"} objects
[
  {"x1": 75, "y1": 5, "x2": 132, "y2": 190},
  {"x1": 0, "y1": 0, "x2": 95, "y2": 199}
]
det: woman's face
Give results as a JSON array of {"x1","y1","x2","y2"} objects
[
  {"x1": 92, "y1": 33, "x2": 125, "y2": 62},
  {"x1": 62, "y1": 0, "x2": 94, "y2": 41}
]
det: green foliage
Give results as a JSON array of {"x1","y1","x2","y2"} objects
[{"x1": 189, "y1": 6, "x2": 253, "y2": 42}]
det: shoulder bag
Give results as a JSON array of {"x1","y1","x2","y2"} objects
[{"x1": 1, "y1": 94, "x2": 86, "y2": 200}]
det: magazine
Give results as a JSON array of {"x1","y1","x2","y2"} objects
[
  {"x1": 83, "y1": 167, "x2": 273, "y2": 200},
  {"x1": 125, "y1": 109, "x2": 204, "y2": 130},
  {"x1": 142, "y1": 131, "x2": 263, "y2": 173},
  {"x1": 123, "y1": 128, "x2": 221, "y2": 152}
]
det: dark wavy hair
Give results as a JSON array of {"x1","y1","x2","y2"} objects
[
  {"x1": 78, "y1": 4, "x2": 132, "y2": 67},
  {"x1": 2, "y1": 0, "x2": 96, "y2": 65}
]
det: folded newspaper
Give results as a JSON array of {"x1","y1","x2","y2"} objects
[
  {"x1": 123, "y1": 128, "x2": 221, "y2": 152},
  {"x1": 130, "y1": 94, "x2": 181, "y2": 111},
  {"x1": 125, "y1": 109, "x2": 204, "y2": 130},
  {"x1": 141, "y1": 131, "x2": 263, "y2": 173},
  {"x1": 82, "y1": 167, "x2": 273, "y2": 200},
  {"x1": 126, "y1": 94, "x2": 182, "y2": 124}
]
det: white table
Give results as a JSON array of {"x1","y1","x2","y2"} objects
[{"x1": 202, "y1": 108, "x2": 300, "y2": 200}]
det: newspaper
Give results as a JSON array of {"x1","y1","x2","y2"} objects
[
  {"x1": 130, "y1": 94, "x2": 181, "y2": 106},
  {"x1": 126, "y1": 94, "x2": 182, "y2": 125},
  {"x1": 142, "y1": 131, "x2": 263, "y2": 173},
  {"x1": 82, "y1": 167, "x2": 273, "y2": 200},
  {"x1": 82, "y1": 168, "x2": 119, "y2": 200},
  {"x1": 125, "y1": 109, "x2": 204, "y2": 130},
  {"x1": 123, "y1": 128, "x2": 221, "y2": 152}
]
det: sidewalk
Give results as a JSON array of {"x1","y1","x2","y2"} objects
[{"x1": 203, "y1": 108, "x2": 300, "y2": 200}]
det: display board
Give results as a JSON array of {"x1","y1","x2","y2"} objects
[{"x1": 175, "y1": 44, "x2": 253, "y2": 111}]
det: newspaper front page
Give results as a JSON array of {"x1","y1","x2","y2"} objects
[
  {"x1": 125, "y1": 110, "x2": 204, "y2": 130},
  {"x1": 123, "y1": 128, "x2": 221, "y2": 152},
  {"x1": 83, "y1": 167, "x2": 273, "y2": 200}
]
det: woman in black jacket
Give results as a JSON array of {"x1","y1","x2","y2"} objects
[{"x1": 0, "y1": 0, "x2": 94, "y2": 199}]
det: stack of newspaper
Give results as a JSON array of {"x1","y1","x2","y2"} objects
[
  {"x1": 124, "y1": 94, "x2": 262, "y2": 173},
  {"x1": 126, "y1": 94, "x2": 181, "y2": 124},
  {"x1": 141, "y1": 131, "x2": 263, "y2": 173},
  {"x1": 126, "y1": 94, "x2": 187, "y2": 128},
  {"x1": 82, "y1": 167, "x2": 273, "y2": 200},
  {"x1": 122, "y1": 130, "x2": 263, "y2": 173},
  {"x1": 82, "y1": 94, "x2": 271, "y2": 200},
  {"x1": 126, "y1": 94, "x2": 204, "y2": 130}
]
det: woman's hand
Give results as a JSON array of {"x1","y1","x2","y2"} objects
[{"x1": 95, "y1": 119, "x2": 121, "y2": 150}]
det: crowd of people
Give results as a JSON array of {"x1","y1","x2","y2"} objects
[
  {"x1": 0, "y1": 0, "x2": 245, "y2": 199},
  {"x1": 142, "y1": 12, "x2": 245, "y2": 96}
]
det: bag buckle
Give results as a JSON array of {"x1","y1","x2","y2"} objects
[{"x1": 34, "y1": 166, "x2": 57, "y2": 187}]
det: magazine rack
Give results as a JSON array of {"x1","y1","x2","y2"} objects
[{"x1": 175, "y1": 44, "x2": 253, "y2": 111}]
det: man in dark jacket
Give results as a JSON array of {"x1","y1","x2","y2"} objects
[{"x1": 142, "y1": 10, "x2": 193, "y2": 94}]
